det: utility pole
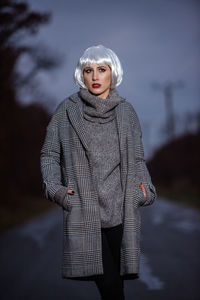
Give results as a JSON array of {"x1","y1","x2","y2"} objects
[{"x1": 152, "y1": 81, "x2": 184, "y2": 141}]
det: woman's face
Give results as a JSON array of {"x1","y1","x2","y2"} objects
[{"x1": 83, "y1": 63, "x2": 112, "y2": 99}]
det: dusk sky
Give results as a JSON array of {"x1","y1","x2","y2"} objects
[{"x1": 21, "y1": 0, "x2": 199, "y2": 156}]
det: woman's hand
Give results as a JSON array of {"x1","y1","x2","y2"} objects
[{"x1": 139, "y1": 182, "x2": 147, "y2": 197}]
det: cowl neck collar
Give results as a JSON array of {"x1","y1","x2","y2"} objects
[{"x1": 79, "y1": 88, "x2": 122, "y2": 124}]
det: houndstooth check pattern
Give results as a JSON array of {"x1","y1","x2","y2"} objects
[{"x1": 40, "y1": 91, "x2": 156, "y2": 278}]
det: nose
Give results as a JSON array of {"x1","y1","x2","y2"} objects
[{"x1": 92, "y1": 69, "x2": 99, "y2": 81}]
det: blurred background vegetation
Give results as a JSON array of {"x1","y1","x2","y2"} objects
[
  {"x1": 148, "y1": 81, "x2": 200, "y2": 209},
  {"x1": 0, "y1": 0, "x2": 57, "y2": 233},
  {"x1": 0, "y1": 0, "x2": 199, "y2": 234},
  {"x1": 148, "y1": 131, "x2": 200, "y2": 209}
]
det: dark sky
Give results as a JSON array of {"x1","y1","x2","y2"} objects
[{"x1": 22, "y1": 0, "x2": 200, "y2": 155}]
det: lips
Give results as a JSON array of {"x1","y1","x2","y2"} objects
[{"x1": 92, "y1": 83, "x2": 101, "y2": 88}]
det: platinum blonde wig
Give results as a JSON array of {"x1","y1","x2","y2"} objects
[{"x1": 74, "y1": 45, "x2": 123, "y2": 89}]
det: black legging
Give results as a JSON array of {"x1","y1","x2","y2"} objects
[{"x1": 94, "y1": 224, "x2": 125, "y2": 300}]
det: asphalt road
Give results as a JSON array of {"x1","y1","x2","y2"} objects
[{"x1": 0, "y1": 197, "x2": 200, "y2": 300}]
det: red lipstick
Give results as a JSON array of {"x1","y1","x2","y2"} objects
[{"x1": 92, "y1": 83, "x2": 101, "y2": 88}]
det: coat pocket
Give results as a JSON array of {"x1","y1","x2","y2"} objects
[
  {"x1": 139, "y1": 182, "x2": 156, "y2": 206},
  {"x1": 63, "y1": 179, "x2": 76, "y2": 211},
  {"x1": 136, "y1": 181, "x2": 146, "y2": 206},
  {"x1": 54, "y1": 185, "x2": 75, "y2": 211}
]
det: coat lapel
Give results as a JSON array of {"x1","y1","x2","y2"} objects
[
  {"x1": 115, "y1": 102, "x2": 127, "y2": 192},
  {"x1": 66, "y1": 94, "x2": 91, "y2": 151},
  {"x1": 115, "y1": 102, "x2": 126, "y2": 153}
]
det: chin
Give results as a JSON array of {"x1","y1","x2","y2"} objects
[
  {"x1": 89, "y1": 89, "x2": 102, "y2": 95},
  {"x1": 90, "y1": 91, "x2": 101, "y2": 96}
]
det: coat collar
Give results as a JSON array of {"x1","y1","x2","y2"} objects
[{"x1": 66, "y1": 92, "x2": 126, "y2": 153}]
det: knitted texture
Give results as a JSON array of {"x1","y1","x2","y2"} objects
[
  {"x1": 80, "y1": 88, "x2": 124, "y2": 228},
  {"x1": 80, "y1": 88, "x2": 121, "y2": 123}
]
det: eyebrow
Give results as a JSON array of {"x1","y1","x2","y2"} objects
[
  {"x1": 97, "y1": 65, "x2": 108, "y2": 69},
  {"x1": 84, "y1": 65, "x2": 108, "y2": 69}
]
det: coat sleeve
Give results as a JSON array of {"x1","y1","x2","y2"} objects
[
  {"x1": 40, "y1": 110, "x2": 67, "y2": 208},
  {"x1": 127, "y1": 102, "x2": 157, "y2": 206}
]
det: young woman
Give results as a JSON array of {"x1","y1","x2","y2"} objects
[{"x1": 41, "y1": 45, "x2": 156, "y2": 300}]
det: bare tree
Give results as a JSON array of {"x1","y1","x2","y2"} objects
[{"x1": 0, "y1": 0, "x2": 61, "y2": 195}]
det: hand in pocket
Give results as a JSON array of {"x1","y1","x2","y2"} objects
[{"x1": 139, "y1": 182, "x2": 147, "y2": 197}]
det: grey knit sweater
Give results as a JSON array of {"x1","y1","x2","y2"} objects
[{"x1": 80, "y1": 88, "x2": 124, "y2": 228}]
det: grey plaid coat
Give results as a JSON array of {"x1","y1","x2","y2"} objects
[{"x1": 40, "y1": 91, "x2": 156, "y2": 279}]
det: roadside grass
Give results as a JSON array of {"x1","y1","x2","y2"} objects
[{"x1": 0, "y1": 193, "x2": 55, "y2": 235}]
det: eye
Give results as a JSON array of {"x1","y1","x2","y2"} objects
[
  {"x1": 98, "y1": 68, "x2": 106, "y2": 72},
  {"x1": 84, "y1": 68, "x2": 92, "y2": 73}
]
